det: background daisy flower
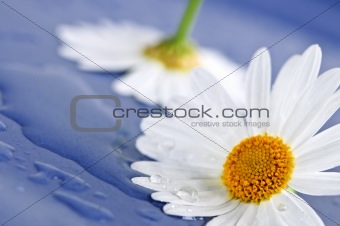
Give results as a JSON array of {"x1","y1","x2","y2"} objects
[
  {"x1": 57, "y1": 0, "x2": 244, "y2": 105},
  {"x1": 131, "y1": 45, "x2": 340, "y2": 225}
]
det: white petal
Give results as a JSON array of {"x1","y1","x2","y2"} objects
[
  {"x1": 236, "y1": 205, "x2": 258, "y2": 226},
  {"x1": 207, "y1": 204, "x2": 246, "y2": 226},
  {"x1": 57, "y1": 21, "x2": 162, "y2": 71},
  {"x1": 132, "y1": 177, "x2": 222, "y2": 192},
  {"x1": 157, "y1": 69, "x2": 191, "y2": 105},
  {"x1": 151, "y1": 187, "x2": 229, "y2": 207},
  {"x1": 253, "y1": 200, "x2": 288, "y2": 226},
  {"x1": 136, "y1": 135, "x2": 225, "y2": 170},
  {"x1": 131, "y1": 161, "x2": 221, "y2": 179},
  {"x1": 163, "y1": 199, "x2": 240, "y2": 217},
  {"x1": 280, "y1": 68, "x2": 340, "y2": 147},
  {"x1": 59, "y1": 47, "x2": 142, "y2": 71},
  {"x1": 271, "y1": 190, "x2": 324, "y2": 226},
  {"x1": 285, "y1": 90, "x2": 340, "y2": 148},
  {"x1": 294, "y1": 124, "x2": 340, "y2": 172},
  {"x1": 189, "y1": 68, "x2": 238, "y2": 109},
  {"x1": 289, "y1": 172, "x2": 340, "y2": 196},
  {"x1": 188, "y1": 69, "x2": 249, "y2": 146},
  {"x1": 269, "y1": 45, "x2": 321, "y2": 136},
  {"x1": 267, "y1": 55, "x2": 301, "y2": 135},
  {"x1": 245, "y1": 48, "x2": 271, "y2": 135},
  {"x1": 198, "y1": 48, "x2": 246, "y2": 106},
  {"x1": 113, "y1": 61, "x2": 165, "y2": 104},
  {"x1": 140, "y1": 116, "x2": 230, "y2": 157},
  {"x1": 114, "y1": 61, "x2": 194, "y2": 105}
]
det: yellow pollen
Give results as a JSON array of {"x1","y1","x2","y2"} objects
[
  {"x1": 222, "y1": 133, "x2": 294, "y2": 204},
  {"x1": 143, "y1": 39, "x2": 200, "y2": 72}
]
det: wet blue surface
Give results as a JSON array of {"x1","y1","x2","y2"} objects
[{"x1": 0, "y1": 0, "x2": 340, "y2": 225}]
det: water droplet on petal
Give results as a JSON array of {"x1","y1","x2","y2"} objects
[
  {"x1": 173, "y1": 185, "x2": 180, "y2": 192},
  {"x1": 277, "y1": 203, "x2": 287, "y2": 211},
  {"x1": 183, "y1": 216, "x2": 196, "y2": 220},
  {"x1": 141, "y1": 178, "x2": 147, "y2": 182},
  {"x1": 175, "y1": 186, "x2": 199, "y2": 203},
  {"x1": 150, "y1": 175, "x2": 162, "y2": 183},
  {"x1": 164, "y1": 177, "x2": 172, "y2": 183},
  {"x1": 187, "y1": 208, "x2": 192, "y2": 212},
  {"x1": 170, "y1": 205, "x2": 176, "y2": 209}
]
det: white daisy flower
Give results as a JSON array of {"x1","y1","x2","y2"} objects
[
  {"x1": 57, "y1": 21, "x2": 243, "y2": 105},
  {"x1": 57, "y1": 0, "x2": 244, "y2": 105},
  {"x1": 131, "y1": 45, "x2": 340, "y2": 225}
]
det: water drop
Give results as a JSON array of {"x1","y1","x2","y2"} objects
[
  {"x1": 175, "y1": 186, "x2": 199, "y2": 203},
  {"x1": 16, "y1": 164, "x2": 27, "y2": 171},
  {"x1": 183, "y1": 216, "x2": 194, "y2": 220},
  {"x1": 0, "y1": 142, "x2": 14, "y2": 162},
  {"x1": 0, "y1": 121, "x2": 6, "y2": 132},
  {"x1": 93, "y1": 192, "x2": 107, "y2": 200},
  {"x1": 54, "y1": 192, "x2": 114, "y2": 221},
  {"x1": 29, "y1": 161, "x2": 90, "y2": 192},
  {"x1": 162, "y1": 185, "x2": 167, "y2": 189},
  {"x1": 187, "y1": 208, "x2": 193, "y2": 212},
  {"x1": 150, "y1": 175, "x2": 162, "y2": 183},
  {"x1": 332, "y1": 197, "x2": 340, "y2": 206},
  {"x1": 16, "y1": 186, "x2": 25, "y2": 192},
  {"x1": 172, "y1": 185, "x2": 180, "y2": 192},
  {"x1": 164, "y1": 204, "x2": 177, "y2": 211},
  {"x1": 159, "y1": 140, "x2": 175, "y2": 151},
  {"x1": 14, "y1": 156, "x2": 27, "y2": 162},
  {"x1": 277, "y1": 203, "x2": 287, "y2": 211},
  {"x1": 164, "y1": 177, "x2": 172, "y2": 183}
]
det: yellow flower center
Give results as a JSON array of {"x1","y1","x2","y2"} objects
[
  {"x1": 143, "y1": 39, "x2": 200, "y2": 72},
  {"x1": 222, "y1": 133, "x2": 294, "y2": 203}
]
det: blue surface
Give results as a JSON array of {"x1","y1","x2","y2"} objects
[{"x1": 0, "y1": 0, "x2": 340, "y2": 225}]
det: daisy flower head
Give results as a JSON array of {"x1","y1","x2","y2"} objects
[
  {"x1": 131, "y1": 45, "x2": 340, "y2": 225},
  {"x1": 57, "y1": 0, "x2": 244, "y2": 105}
]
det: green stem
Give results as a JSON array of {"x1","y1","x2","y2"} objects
[{"x1": 173, "y1": 0, "x2": 203, "y2": 44}]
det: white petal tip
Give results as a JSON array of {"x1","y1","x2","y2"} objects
[
  {"x1": 304, "y1": 44, "x2": 322, "y2": 57},
  {"x1": 131, "y1": 177, "x2": 148, "y2": 185},
  {"x1": 130, "y1": 162, "x2": 140, "y2": 171},
  {"x1": 253, "y1": 47, "x2": 270, "y2": 59},
  {"x1": 163, "y1": 204, "x2": 181, "y2": 216}
]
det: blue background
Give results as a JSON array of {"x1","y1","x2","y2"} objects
[{"x1": 0, "y1": 0, "x2": 340, "y2": 225}]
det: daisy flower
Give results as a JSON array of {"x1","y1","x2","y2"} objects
[
  {"x1": 57, "y1": 0, "x2": 244, "y2": 105},
  {"x1": 131, "y1": 45, "x2": 340, "y2": 225}
]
